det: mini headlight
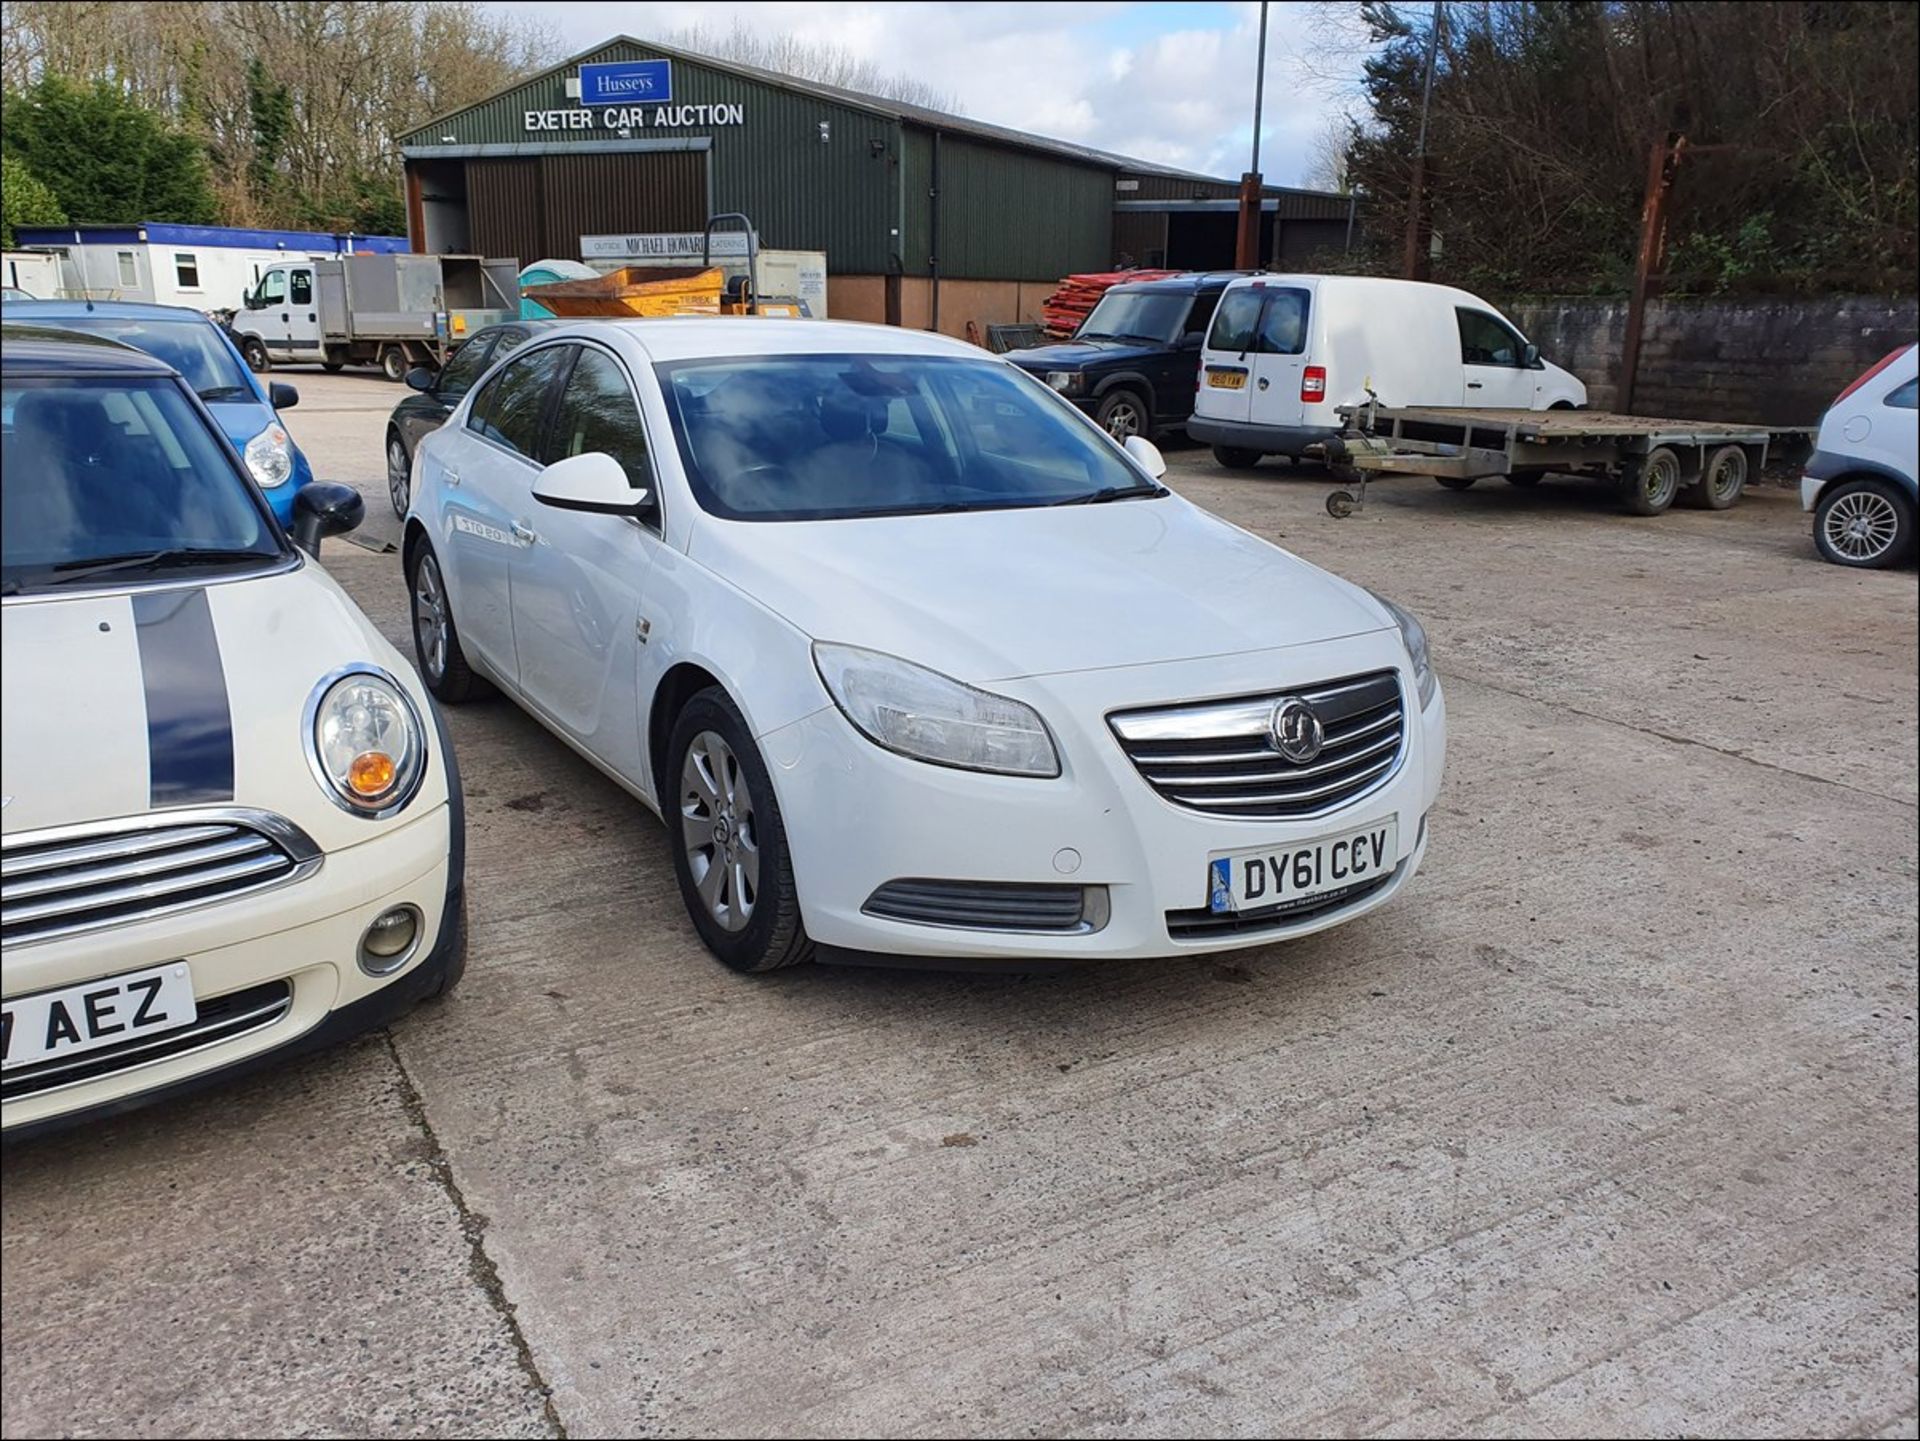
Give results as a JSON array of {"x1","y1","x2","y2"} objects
[
  {"x1": 303, "y1": 666, "x2": 427, "y2": 817},
  {"x1": 1371, "y1": 592, "x2": 1438, "y2": 709},
  {"x1": 813, "y1": 642, "x2": 1060, "y2": 778},
  {"x1": 244, "y1": 424, "x2": 295, "y2": 487},
  {"x1": 1044, "y1": 370, "x2": 1084, "y2": 395}
]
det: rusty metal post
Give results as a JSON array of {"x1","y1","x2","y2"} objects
[{"x1": 1620, "y1": 134, "x2": 1685, "y2": 414}]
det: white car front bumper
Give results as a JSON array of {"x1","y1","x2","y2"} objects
[{"x1": 762, "y1": 631, "x2": 1445, "y2": 960}]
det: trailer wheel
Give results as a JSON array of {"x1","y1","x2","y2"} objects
[
  {"x1": 1680, "y1": 444, "x2": 1748, "y2": 511},
  {"x1": 379, "y1": 346, "x2": 408, "y2": 383},
  {"x1": 240, "y1": 337, "x2": 270, "y2": 373},
  {"x1": 1622, "y1": 446, "x2": 1681, "y2": 515},
  {"x1": 1435, "y1": 475, "x2": 1478, "y2": 491}
]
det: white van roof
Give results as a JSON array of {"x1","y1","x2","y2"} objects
[{"x1": 1219, "y1": 272, "x2": 1495, "y2": 310}]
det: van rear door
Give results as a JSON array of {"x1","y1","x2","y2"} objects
[
  {"x1": 1197, "y1": 286, "x2": 1261, "y2": 424},
  {"x1": 1246, "y1": 286, "x2": 1311, "y2": 428}
]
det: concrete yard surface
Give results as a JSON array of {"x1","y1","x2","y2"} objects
[{"x1": 3, "y1": 371, "x2": 1915, "y2": 1439}]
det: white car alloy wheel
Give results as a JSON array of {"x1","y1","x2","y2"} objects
[
  {"x1": 387, "y1": 433, "x2": 410, "y2": 518},
  {"x1": 680, "y1": 730, "x2": 760, "y2": 933},
  {"x1": 413, "y1": 554, "x2": 448, "y2": 683}
]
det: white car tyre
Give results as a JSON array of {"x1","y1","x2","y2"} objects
[
  {"x1": 409, "y1": 543, "x2": 491, "y2": 703},
  {"x1": 1814, "y1": 478, "x2": 1914, "y2": 568},
  {"x1": 666, "y1": 688, "x2": 813, "y2": 973}
]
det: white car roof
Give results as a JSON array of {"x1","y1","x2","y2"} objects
[{"x1": 547, "y1": 317, "x2": 991, "y2": 364}]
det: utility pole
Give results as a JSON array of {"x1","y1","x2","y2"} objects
[
  {"x1": 1402, "y1": 0, "x2": 1444, "y2": 279},
  {"x1": 1234, "y1": 0, "x2": 1270, "y2": 271}
]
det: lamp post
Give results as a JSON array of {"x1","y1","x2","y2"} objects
[{"x1": 1402, "y1": 0, "x2": 1444, "y2": 279}]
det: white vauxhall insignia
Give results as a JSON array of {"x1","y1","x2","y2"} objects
[
  {"x1": 1, "y1": 330, "x2": 464, "y2": 1139},
  {"x1": 407, "y1": 318, "x2": 1446, "y2": 973}
]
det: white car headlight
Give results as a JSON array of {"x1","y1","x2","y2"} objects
[
  {"x1": 1371, "y1": 593, "x2": 1438, "y2": 709},
  {"x1": 244, "y1": 423, "x2": 294, "y2": 488},
  {"x1": 813, "y1": 642, "x2": 1060, "y2": 778},
  {"x1": 303, "y1": 666, "x2": 428, "y2": 817}
]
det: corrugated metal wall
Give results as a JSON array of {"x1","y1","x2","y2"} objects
[
  {"x1": 404, "y1": 41, "x2": 902, "y2": 273},
  {"x1": 465, "y1": 158, "x2": 542, "y2": 263},
  {"x1": 904, "y1": 134, "x2": 1114, "y2": 281}
]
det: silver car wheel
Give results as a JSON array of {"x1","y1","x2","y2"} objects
[
  {"x1": 413, "y1": 554, "x2": 449, "y2": 681},
  {"x1": 1822, "y1": 490, "x2": 1900, "y2": 562},
  {"x1": 680, "y1": 730, "x2": 760, "y2": 933}
]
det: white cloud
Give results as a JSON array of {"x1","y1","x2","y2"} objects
[{"x1": 504, "y1": 0, "x2": 1375, "y2": 186}]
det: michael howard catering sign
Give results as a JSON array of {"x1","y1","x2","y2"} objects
[{"x1": 579, "y1": 60, "x2": 672, "y2": 106}]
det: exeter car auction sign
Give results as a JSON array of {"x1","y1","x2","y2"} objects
[{"x1": 524, "y1": 60, "x2": 747, "y2": 131}]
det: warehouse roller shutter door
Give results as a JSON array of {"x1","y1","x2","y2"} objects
[{"x1": 466, "y1": 150, "x2": 708, "y2": 263}]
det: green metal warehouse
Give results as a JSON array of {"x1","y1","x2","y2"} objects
[{"x1": 399, "y1": 37, "x2": 1352, "y2": 334}]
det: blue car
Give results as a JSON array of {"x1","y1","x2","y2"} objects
[{"x1": 0, "y1": 299, "x2": 314, "y2": 524}]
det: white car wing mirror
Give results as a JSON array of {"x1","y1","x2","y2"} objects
[
  {"x1": 532, "y1": 451, "x2": 651, "y2": 515},
  {"x1": 1124, "y1": 434, "x2": 1168, "y2": 480}
]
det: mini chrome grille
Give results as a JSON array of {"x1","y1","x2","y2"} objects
[
  {"x1": 1110, "y1": 671, "x2": 1405, "y2": 820},
  {"x1": 1, "y1": 810, "x2": 321, "y2": 946}
]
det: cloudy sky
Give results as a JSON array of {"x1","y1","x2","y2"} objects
[{"x1": 503, "y1": 1, "x2": 1379, "y2": 186}]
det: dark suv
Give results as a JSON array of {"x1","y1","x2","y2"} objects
[{"x1": 1005, "y1": 273, "x2": 1234, "y2": 441}]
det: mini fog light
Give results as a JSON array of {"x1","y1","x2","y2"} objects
[{"x1": 359, "y1": 905, "x2": 421, "y2": 975}]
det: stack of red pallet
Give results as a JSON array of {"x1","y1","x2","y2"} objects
[{"x1": 1039, "y1": 269, "x2": 1180, "y2": 337}]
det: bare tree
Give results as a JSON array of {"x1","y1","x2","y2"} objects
[
  {"x1": 669, "y1": 18, "x2": 963, "y2": 114},
  {"x1": 1303, "y1": 115, "x2": 1355, "y2": 193}
]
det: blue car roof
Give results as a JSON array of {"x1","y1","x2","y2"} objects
[
  {"x1": 1, "y1": 298, "x2": 218, "y2": 323},
  {"x1": 0, "y1": 325, "x2": 182, "y2": 378}
]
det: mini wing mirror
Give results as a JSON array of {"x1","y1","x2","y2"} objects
[
  {"x1": 291, "y1": 482, "x2": 364, "y2": 555},
  {"x1": 532, "y1": 451, "x2": 652, "y2": 515},
  {"x1": 1124, "y1": 434, "x2": 1168, "y2": 480},
  {"x1": 405, "y1": 366, "x2": 437, "y2": 392},
  {"x1": 269, "y1": 381, "x2": 299, "y2": 411},
  {"x1": 1522, "y1": 342, "x2": 1541, "y2": 369}
]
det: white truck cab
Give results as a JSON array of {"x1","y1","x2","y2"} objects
[
  {"x1": 233, "y1": 261, "x2": 324, "y2": 367},
  {"x1": 1188, "y1": 274, "x2": 1587, "y2": 468}
]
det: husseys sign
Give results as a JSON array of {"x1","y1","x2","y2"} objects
[{"x1": 524, "y1": 59, "x2": 747, "y2": 132}]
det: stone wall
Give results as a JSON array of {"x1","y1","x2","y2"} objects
[{"x1": 1505, "y1": 295, "x2": 1918, "y2": 424}]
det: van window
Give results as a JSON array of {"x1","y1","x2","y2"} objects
[
  {"x1": 1207, "y1": 287, "x2": 1309, "y2": 355},
  {"x1": 1886, "y1": 378, "x2": 1918, "y2": 410},
  {"x1": 467, "y1": 345, "x2": 568, "y2": 462},
  {"x1": 1458, "y1": 308, "x2": 1526, "y2": 367},
  {"x1": 290, "y1": 270, "x2": 312, "y2": 306},
  {"x1": 1255, "y1": 291, "x2": 1308, "y2": 354},
  {"x1": 257, "y1": 271, "x2": 286, "y2": 306},
  {"x1": 1208, "y1": 289, "x2": 1264, "y2": 352}
]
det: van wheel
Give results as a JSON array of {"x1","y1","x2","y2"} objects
[
  {"x1": 1505, "y1": 470, "x2": 1545, "y2": 487},
  {"x1": 1622, "y1": 446, "x2": 1682, "y2": 515},
  {"x1": 1212, "y1": 445, "x2": 1262, "y2": 471},
  {"x1": 241, "y1": 338, "x2": 270, "y2": 373},
  {"x1": 1814, "y1": 478, "x2": 1912, "y2": 568},
  {"x1": 380, "y1": 346, "x2": 408, "y2": 383},
  {"x1": 1096, "y1": 388, "x2": 1149, "y2": 441},
  {"x1": 1435, "y1": 476, "x2": 1478, "y2": 491},
  {"x1": 667, "y1": 689, "x2": 814, "y2": 974}
]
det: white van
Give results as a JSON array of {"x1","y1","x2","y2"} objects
[{"x1": 1187, "y1": 275, "x2": 1587, "y2": 468}]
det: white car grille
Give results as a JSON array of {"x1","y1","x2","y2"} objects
[
  {"x1": 1, "y1": 810, "x2": 322, "y2": 946},
  {"x1": 1109, "y1": 671, "x2": 1406, "y2": 820}
]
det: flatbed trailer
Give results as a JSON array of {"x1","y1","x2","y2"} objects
[{"x1": 1316, "y1": 403, "x2": 1814, "y2": 518}]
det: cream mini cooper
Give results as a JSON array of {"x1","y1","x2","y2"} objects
[{"x1": 1, "y1": 328, "x2": 465, "y2": 1140}]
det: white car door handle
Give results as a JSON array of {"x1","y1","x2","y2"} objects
[
  {"x1": 511, "y1": 521, "x2": 537, "y2": 545},
  {"x1": 1467, "y1": 381, "x2": 1484, "y2": 390},
  {"x1": 443, "y1": 468, "x2": 461, "y2": 487}
]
